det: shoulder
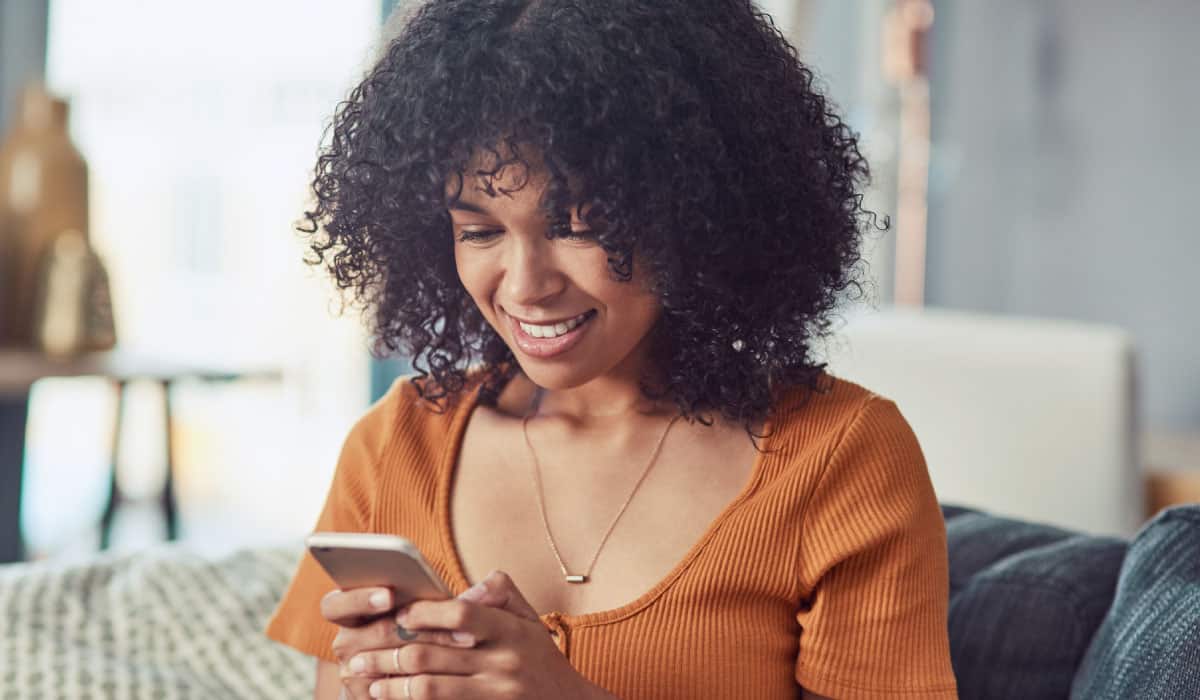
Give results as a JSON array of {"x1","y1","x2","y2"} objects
[
  {"x1": 782, "y1": 378, "x2": 946, "y2": 591},
  {"x1": 337, "y1": 370, "x2": 484, "y2": 484},
  {"x1": 356, "y1": 370, "x2": 483, "y2": 451},
  {"x1": 767, "y1": 373, "x2": 934, "y2": 529},
  {"x1": 766, "y1": 372, "x2": 912, "y2": 457}
]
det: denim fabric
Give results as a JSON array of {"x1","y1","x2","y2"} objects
[
  {"x1": 1070, "y1": 505, "x2": 1200, "y2": 700},
  {"x1": 941, "y1": 506, "x2": 1127, "y2": 700},
  {"x1": 941, "y1": 504, "x2": 978, "y2": 522}
]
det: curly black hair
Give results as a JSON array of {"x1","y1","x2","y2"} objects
[{"x1": 301, "y1": 0, "x2": 878, "y2": 434}]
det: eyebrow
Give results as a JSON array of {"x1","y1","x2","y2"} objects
[
  {"x1": 446, "y1": 198, "x2": 584, "y2": 219},
  {"x1": 446, "y1": 199, "x2": 490, "y2": 214}
]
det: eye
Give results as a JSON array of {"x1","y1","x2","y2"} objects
[
  {"x1": 562, "y1": 228, "x2": 594, "y2": 241},
  {"x1": 551, "y1": 221, "x2": 595, "y2": 243},
  {"x1": 456, "y1": 228, "x2": 503, "y2": 243}
]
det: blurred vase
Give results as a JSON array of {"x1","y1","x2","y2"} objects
[
  {"x1": 0, "y1": 83, "x2": 91, "y2": 349},
  {"x1": 31, "y1": 230, "x2": 116, "y2": 357}
]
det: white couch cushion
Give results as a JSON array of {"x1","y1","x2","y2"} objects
[{"x1": 820, "y1": 306, "x2": 1141, "y2": 536}]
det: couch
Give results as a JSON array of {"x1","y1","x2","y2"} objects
[
  {"x1": 1, "y1": 503, "x2": 1197, "y2": 699},
  {"x1": 943, "y1": 502, "x2": 1200, "y2": 698}
]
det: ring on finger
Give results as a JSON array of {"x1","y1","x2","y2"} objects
[
  {"x1": 393, "y1": 647, "x2": 402, "y2": 674},
  {"x1": 404, "y1": 675, "x2": 413, "y2": 699}
]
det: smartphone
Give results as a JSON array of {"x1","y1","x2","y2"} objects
[{"x1": 306, "y1": 532, "x2": 452, "y2": 607}]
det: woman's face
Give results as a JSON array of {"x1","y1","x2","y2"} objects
[{"x1": 447, "y1": 160, "x2": 662, "y2": 391}]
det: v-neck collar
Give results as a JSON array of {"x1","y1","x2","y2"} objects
[{"x1": 433, "y1": 377, "x2": 773, "y2": 629}]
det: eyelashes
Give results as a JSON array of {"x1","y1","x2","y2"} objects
[
  {"x1": 454, "y1": 228, "x2": 595, "y2": 244},
  {"x1": 455, "y1": 229, "x2": 503, "y2": 243}
]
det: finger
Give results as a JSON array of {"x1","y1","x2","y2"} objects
[
  {"x1": 399, "y1": 598, "x2": 515, "y2": 646},
  {"x1": 339, "y1": 674, "x2": 374, "y2": 700},
  {"x1": 321, "y1": 587, "x2": 395, "y2": 626},
  {"x1": 368, "y1": 674, "x2": 503, "y2": 700},
  {"x1": 457, "y1": 570, "x2": 541, "y2": 623},
  {"x1": 344, "y1": 643, "x2": 479, "y2": 679},
  {"x1": 332, "y1": 614, "x2": 478, "y2": 663}
]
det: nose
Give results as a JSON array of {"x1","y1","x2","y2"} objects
[{"x1": 501, "y1": 235, "x2": 565, "y2": 310}]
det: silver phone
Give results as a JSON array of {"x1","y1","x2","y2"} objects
[{"x1": 306, "y1": 532, "x2": 451, "y2": 607}]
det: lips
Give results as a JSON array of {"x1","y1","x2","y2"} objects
[
  {"x1": 508, "y1": 309, "x2": 591, "y2": 325},
  {"x1": 508, "y1": 309, "x2": 597, "y2": 359},
  {"x1": 515, "y1": 310, "x2": 593, "y2": 338}
]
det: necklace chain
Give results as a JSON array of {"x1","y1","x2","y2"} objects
[{"x1": 521, "y1": 388, "x2": 681, "y2": 584}]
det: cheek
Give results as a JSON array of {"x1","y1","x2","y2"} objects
[
  {"x1": 455, "y1": 253, "x2": 518, "y2": 335},
  {"x1": 581, "y1": 255, "x2": 659, "y2": 318},
  {"x1": 454, "y1": 259, "x2": 500, "y2": 329},
  {"x1": 600, "y1": 281, "x2": 661, "y2": 330},
  {"x1": 454, "y1": 251, "x2": 489, "y2": 301},
  {"x1": 629, "y1": 294, "x2": 663, "y2": 334}
]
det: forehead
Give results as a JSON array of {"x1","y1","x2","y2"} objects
[{"x1": 443, "y1": 142, "x2": 550, "y2": 199}]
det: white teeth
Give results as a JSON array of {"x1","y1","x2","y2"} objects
[{"x1": 518, "y1": 311, "x2": 590, "y2": 339}]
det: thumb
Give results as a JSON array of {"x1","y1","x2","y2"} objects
[{"x1": 457, "y1": 570, "x2": 541, "y2": 623}]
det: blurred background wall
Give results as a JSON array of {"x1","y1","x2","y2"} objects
[
  {"x1": 0, "y1": 1, "x2": 49, "y2": 130},
  {"x1": 924, "y1": 0, "x2": 1200, "y2": 432}
]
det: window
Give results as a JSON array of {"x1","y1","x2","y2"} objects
[{"x1": 23, "y1": 0, "x2": 381, "y2": 557}]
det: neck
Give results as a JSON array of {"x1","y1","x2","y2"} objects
[
  {"x1": 532, "y1": 377, "x2": 668, "y2": 423},
  {"x1": 519, "y1": 378, "x2": 681, "y2": 464},
  {"x1": 516, "y1": 358, "x2": 674, "y2": 434}
]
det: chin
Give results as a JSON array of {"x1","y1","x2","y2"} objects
[{"x1": 511, "y1": 359, "x2": 596, "y2": 391}]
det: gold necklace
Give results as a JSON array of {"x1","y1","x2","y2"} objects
[{"x1": 521, "y1": 388, "x2": 681, "y2": 584}]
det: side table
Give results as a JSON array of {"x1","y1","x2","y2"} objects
[
  {"x1": 0, "y1": 348, "x2": 279, "y2": 563},
  {"x1": 1144, "y1": 431, "x2": 1200, "y2": 519}
]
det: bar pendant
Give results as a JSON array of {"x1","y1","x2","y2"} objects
[{"x1": 565, "y1": 574, "x2": 588, "y2": 583}]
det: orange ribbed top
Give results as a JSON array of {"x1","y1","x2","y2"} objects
[{"x1": 265, "y1": 373, "x2": 958, "y2": 699}]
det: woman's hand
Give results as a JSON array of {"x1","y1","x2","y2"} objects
[
  {"x1": 343, "y1": 570, "x2": 616, "y2": 700},
  {"x1": 320, "y1": 585, "x2": 479, "y2": 700}
]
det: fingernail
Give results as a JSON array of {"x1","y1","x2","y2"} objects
[
  {"x1": 369, "y1": 589, "x2": 390, "y2": 609},
  {"x1": 452, "y1": 631, "x2": 475, "y2": 646},
  {"x1": 349, "y1": 656, "x2": 366, "y2": 674},
  {"x1": 369, "y1": 681, "x2": 383, "y2": 698},
  {"x1": 457, "y1": 580, "x2": 488, "y2": 602},
  {"x1": 395, "y1": 608, "x2": 409, "y2": 626}
]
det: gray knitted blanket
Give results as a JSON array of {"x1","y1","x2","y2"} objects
[{"x1": 0, "y1": 545, "x2": 312, "y2": 699}]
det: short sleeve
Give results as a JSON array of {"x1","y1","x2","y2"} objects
[
  {"x1": 794, "y1": 397, "x2": 959, "y2": 699},
  {"x1": 262, "y1": 379, "x2": 403, "y2": 662}
]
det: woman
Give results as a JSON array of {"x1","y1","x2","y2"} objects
[{"x1": 265, "y1": 1, "x2": 959, "y2": 698}]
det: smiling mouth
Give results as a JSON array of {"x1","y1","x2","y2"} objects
[
  {"x1": 513, "y1": 310, "x2": 596, "y2": 338},
  {"x1": 507, "y1": 309, "x2": 597, "y2": 359}
]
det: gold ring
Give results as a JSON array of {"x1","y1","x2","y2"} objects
[{"x1": 393, "y1": 646, "x2": 402, "y2": 674}]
